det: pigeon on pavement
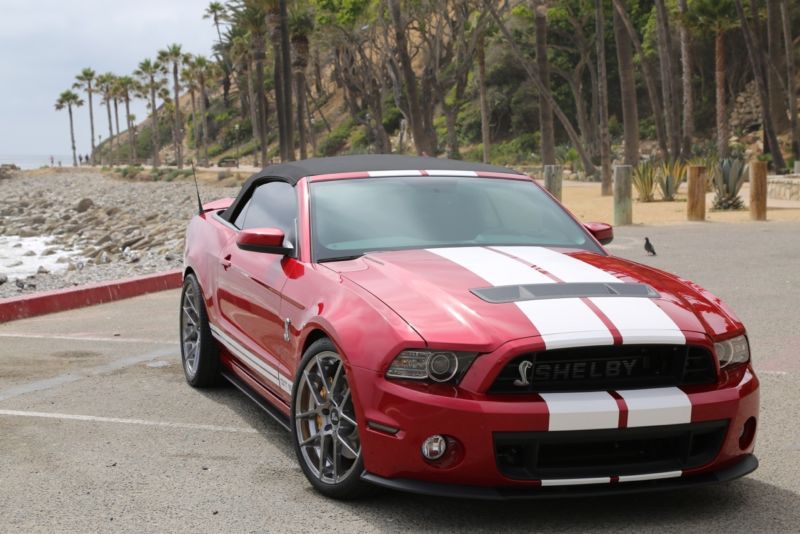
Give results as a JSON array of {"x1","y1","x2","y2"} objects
[{"x1": 644, "y1": 237, "x2": 657, "y2": 256}]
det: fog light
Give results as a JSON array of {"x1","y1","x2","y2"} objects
[
  {"x1": 421, "y1": 435, "x2": 447, "y2": 460},
  {"x1": 739, "y1": 417, "x2": 757, "y2": 450}
]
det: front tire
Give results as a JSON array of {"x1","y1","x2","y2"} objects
[
  {"x1": 179, "y1": 273, "x2": 220, "y2": 387},
  {"x1": 291, "y1": 339, "x2": 368, "y2": 499}
]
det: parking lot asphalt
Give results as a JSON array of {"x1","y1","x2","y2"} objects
[{"x1": 1, "y1": 221, "x2": 799, "y2": 533}]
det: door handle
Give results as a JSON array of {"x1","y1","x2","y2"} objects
[{"x1": 221, "y1": 254, "x2": 232, "y2": 270}]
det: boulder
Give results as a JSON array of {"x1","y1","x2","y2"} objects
[{"x1": 75, "y1": 198, "x2": 94, "y2": 213}]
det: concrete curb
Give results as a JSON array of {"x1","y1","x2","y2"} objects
[{"x1": 0, "y1": 269, "x2": 183, "y2": 323}]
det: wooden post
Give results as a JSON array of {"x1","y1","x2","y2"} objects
[
  {"x1": 613, "y1": 165, "x2": 632, "y2": 226},
  {"x1": 750, "y1": 160, "x2": 767, "y2": 221},
  {"x1": 793, "y1": 160, "x2": 800, "y2": 176},
  {"x1": 687, "y1": 165, "x2": 706, "y2": 221},
  {"x1": 543, "y1": 165, "x2": 563, "y2": 201}
]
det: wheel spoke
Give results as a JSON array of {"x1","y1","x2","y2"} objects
[
  {"x1": 304, "y1": 372, "x2": 324, "y2": 405},
  {"x1": 337, "y1": 433, "x2": 359, "y2": 458},
  {"x1": 300, "y1": 431, "x2": 320, "y2": 447},
  {"x1": 339, "y1": 412, "x2": 357, "y2": 427},
  {"x1": 332, "y1": 432, "x2": 340, "y2": 481},
  {"x1": 315, "y1": 356, "x2": 330, "y2": 398},
  {"x1": 330, "y1": 362, "x2": 343, "y2": 398},
  {"x1": 318, "y1": 433, "x2": 328, "y2": 476},
  {"x1": 296, "y1": 409, "x2": 317, "y2": 419}
]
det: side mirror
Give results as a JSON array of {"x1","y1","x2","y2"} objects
[
  {"x1": 584, "y1": 222, "x2": 614, "y2": 245},
  {"x1": 236, "y1": 227, "x2": 293, "y2": 255}
]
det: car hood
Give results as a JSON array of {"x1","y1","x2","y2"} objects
[{"x1": 325, "y1": 246, "x2": 741, "y2": 351}]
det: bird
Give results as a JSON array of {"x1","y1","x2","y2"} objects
[{"x1": 644, "y1": 237, "x2": 657, "y2": 256}]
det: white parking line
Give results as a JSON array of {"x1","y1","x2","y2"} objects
[
  {"x1": 0, "y1": 409, "x2": 258, "y2": 434},
  {"x1": 0, "y1": 333, "x2": 172, "y2": 344}
]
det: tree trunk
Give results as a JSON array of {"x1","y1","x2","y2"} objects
[
  {"x1": 486, "y1": 2, "x2": 596, "y2": 175},
  {"x1": 534, "y1": 0, "x2": 555, "y2": 166},
  {"x1": 172, "y1": 63, "x2": 183, "y2": 168},
  {"x1": 388, "y1": 0, "x2": 434, "y2": 155},
  {"x1": 781, "y1": 0, "x2": 800, "y2": 159},
  {"x1": 188, "y1": 85, "x2": 199, "y2": 164},
  {"x1": 715, "y1": 31, "x2": 730, "y2": 159},
  {"x1": 612, "y1": 0, "x2": 667, "y2": 159},
  {"x1": 293, "y1": 35, "x2": 310, "y2": 160},
  {"x1": 199, "y1": 74, "x2": 209, "y2": 166},
  {"x1": 87, "y1": 86, "x2": 96, "y2": 165},
  {"x1": 595, "y1": 0, "x2": 612, "y2": 195},
  {"x1": 105, "y1": 96, "x2": 114, "y2": 164},
  {"x1": 613, "y1": 7, "x2": 639, "y2": 166},
  {"x1": 654, "y1": 0, "x2": 680, "y2": 160},
  {"x1": 767, "y1": 0, "x2": 788, "y2": 132},
  {"x1": 735, "y1": 0, "x2": 786, "y2": 171},
  {"x1": 254, "y1": 33, "x2": 269, "y2": 166},
  {"x1": 268, "y1": 17, "x2": 287, "y2": 162},
  {"x1": 149, "y1": 80, "x2": 160, "y2": 168},
  {"x1": 280, "y1": 0, "x2": 294, "y2": 161},
  {"x1": 478, "y1": 32, "x2": 490, "y2": 163},
  {"x1": 68, "y1": 104, "x2": 78, "y2": 167},
  {"x1": 124, "y1": 96, "x2": 135, "y2": 164},
  {"x1": 678, "y1": 0, "x2": 694, "y2": 159},
  {"x1": 247, "y1": 62, "x2": 261, "y2": 166}
]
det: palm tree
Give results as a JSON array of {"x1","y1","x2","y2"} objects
[
  {"x1": 290, "y1": 10, "x2": 313, "y2": 160},
  {"x1": 230, "y1": 33, "x2": 261, "y2": 165},
  {"x1": 134, "y1": 59, "x2": 164, "y2": 167},
  {"x1": 181, "y1": 58, "x2": 200, "y2": 164},
  {"x1": 55, "y1": 90, "x2": 83, "y2": 167},
  {"x1": 158, "y1": 44, "x2": 185, "y2": 168},
  {"x1": 193, "y1": 55, "x2": 214, "y2": 166},
  {"x1": 116, "y1": 75, "x2": 138, "y2": 163},
  {"x1": 96, "y1": 73, "x2": 116, "y2": 165},
  {"x1": 688, "y1": 0, "x2": 740, "y2": 159},
  {"x1": 204, "y1": 2, "x2": 228, "y2": 44},
  {"x1": 73, "y1": 68, "x2": 96, "y2": 164}
]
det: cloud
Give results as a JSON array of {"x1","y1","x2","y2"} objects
[{"x1": 0, "y1": 0, "x2": 218, "y2": 156}]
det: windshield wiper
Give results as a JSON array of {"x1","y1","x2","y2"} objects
[{"x1": 317, "y1": 254, "x2": 365, "y2": 263}]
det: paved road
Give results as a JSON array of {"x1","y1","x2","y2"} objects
[{"x1": 1, "y1": 222, "x2": 799, "y2": 533}]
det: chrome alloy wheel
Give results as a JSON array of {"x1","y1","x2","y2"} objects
[
  {"x1": 295, "y1": 351, "x2": 361, "y2": 484},
  {"x1": 180, "y1": 281, "x2": 201, "y2": 377}
]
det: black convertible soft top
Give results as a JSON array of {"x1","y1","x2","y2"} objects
[{"x1": 223, "y1": 155, "x2": 523, "y2": 222}]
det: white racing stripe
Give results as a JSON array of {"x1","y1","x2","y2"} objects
[
  {"x1": 588, "y1": 297, "x2": 686, "y2": 345},
  {"x1": 618, "y1": 471, "x2": 682, "y2": 483},
  {"x1": 541, "y1": 477, "x2": 611, "y2": 487},
  {"x1": 210, "y1": 325, "x2": 294, "y2": 395},
  {"x1": 427, "y1": 247, "x2": 613, "y2": 349},
  {"x1": 539, "y1": 391, "x2": 619, "y2": 431},
  {"x1": 424, "y1": 170, "x2": 478, "y2": 176},
  {"x1": 616, "y1": 387, "x2": 692, "y2": 427},
  {"x1": 367, "y1": 170, "x2": 422, "y2": 177},
  {"x1": 496, "y1": 246, "x2": 685, "y2": 345}
]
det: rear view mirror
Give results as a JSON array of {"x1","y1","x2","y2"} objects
[
  {"x1": 584, "y1": 222, "x2": 614, "y2": 245},
  {"x1": 236, "y1": 227, "x2": 293, "y2": 255}
]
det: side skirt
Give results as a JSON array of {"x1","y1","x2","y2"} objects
[{"x1": 221, "y1": 369, "x2": 291, "y2": 432}]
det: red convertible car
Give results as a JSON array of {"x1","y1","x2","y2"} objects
[{"x1": 181, "y1": 155, "x2": 758, "y2": 499}]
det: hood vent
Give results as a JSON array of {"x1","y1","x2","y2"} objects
[{"x1": 471, "y1": 282, "x2": 660, "y2": 304}]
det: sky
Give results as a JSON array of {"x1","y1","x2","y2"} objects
[{"x1": 0, "y1": 0, "x2": 217, "y2": 157}]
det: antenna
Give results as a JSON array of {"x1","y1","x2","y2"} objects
[{"x1": 191, "y1": 163, "x2": 203, "y2": 215}]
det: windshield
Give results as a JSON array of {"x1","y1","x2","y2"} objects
[{"x1": 310, "y1": 176, "x2": 601, "y2": 261}]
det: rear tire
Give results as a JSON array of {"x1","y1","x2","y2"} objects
[
  {"x1": 180, "y1": 274, "x2": 220, "y2": 387},
  {"x1": 291, "y1": 339, "x2": 369, "y2": 499}
]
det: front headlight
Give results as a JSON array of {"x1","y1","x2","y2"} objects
[
  {"x1": 386, "y1": 350, "x2": 478, "y2": 384},
  {"x1": 714, "y1": 335, "x2": 750, "y2": 368}
]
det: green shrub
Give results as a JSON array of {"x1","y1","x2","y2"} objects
[
  {"x1": 633, "y1": 161, "x2": 657, "y2": 202},
  {"x1": 712, "y1": 159, "x2": 747, "y2": 210},
  {"x1": 317, "y1": 119, "x2": 354, "y2": 157},
  {"x1": 657, "y1": 160, "x2": 686, "y2": 201}
]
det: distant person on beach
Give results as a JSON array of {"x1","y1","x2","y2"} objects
[
  {"x1": 58, "y1": 160, "x2": 62, "y2": 167},
  {"x1": 78, "y1": 155, "x2": 83, "y2": 165},
  {"x1": 49, "y1": 155, "x2": 54, "y2": 166}
]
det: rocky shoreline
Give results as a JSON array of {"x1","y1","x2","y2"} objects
[{"x1": 0, "y1": 168, "x2": 240, "y2": 299}]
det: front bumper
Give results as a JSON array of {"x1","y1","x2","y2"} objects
[
  {"x1": 361, "y1": 454, "x2": 758, "y2": 500},
  {"x1": 351, "y1": 364, "x2": 759, "y2": 491}
]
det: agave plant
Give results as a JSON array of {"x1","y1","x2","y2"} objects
[
  {"x1": 657, "y1": 160, "x2": 687, "y2": 201},
  {"x1": 632, "y1": 161, "x2": 657, "y2": 202},
  {"x1": 712, "y1": 158, "x2": 748, "y2": 210}
]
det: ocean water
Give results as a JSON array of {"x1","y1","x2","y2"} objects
[
  {"x1": 0, "y1": 154, "x2": 72, "y2": 170},
  {"x1": 0, "y1": 235, "x2": 84, "y2": 279}
]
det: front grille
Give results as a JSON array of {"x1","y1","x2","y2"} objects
[
  {"x1": 494, "y1": 420, "x2": 728, "y2": 480},
  {"x1": 489, "y1": 345, "x2": 716, "y2": 394}
]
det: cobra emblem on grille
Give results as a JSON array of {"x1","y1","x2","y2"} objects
[{"x1": 513, "y1": 360, "x2": 533, "y2": 386}]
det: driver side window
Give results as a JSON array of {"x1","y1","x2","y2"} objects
[{"x1": 236, "y1": 181, "x2": 298, "y2": 245}]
